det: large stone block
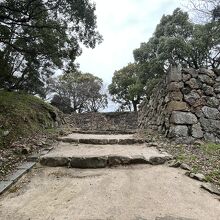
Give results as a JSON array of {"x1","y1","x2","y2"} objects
[
  {"x1": 202, "y1": 106, "x2": 220, "y2": 120},
  {"x1": 200, "y1": 117, "x2": 220, "y2": 133},
  {"x1": 192, "y1": 123, "x2": 204, "y2": 138},
  {"x1": 168, "y1": 65, "x2": 182, "y2": 82},
  {"x1": 206, "y1": 97, "x2": 219, "y2": 108},
  {"x1": 203, "y1": 84, "x2": 215, "y2": 96},
  {"x1": 169, "y1": 91, "x2": 183, "y2": 101},
  {"x1": 198, "y1": 74, "x2": 214, "y2": 85},
  {"x1": 168, "y1": 82, "x2": 184, "y2": 91},
  {"x1": 185, "y1": 78, "x2": 201, "y2": 89},
  {"x1": 184, "y1": 90, "x2": 200, "y2": 106},
  {"x1": 214, "y1": 84, "x2": 220, "y2": 93},
  {"x1": 182, "y1": 73, "x2": 191, "y2": 82},
  {"x1": 182, "y1": 68, "x2": 198, "y2": 78},
  {"x1": 204, "y1": 133, "x2": 217, "y2": 143},
  {"x1": 168, "y1": 125, "x2": 188, "y2": 138},
  {"x1": 170, "y1": 111, "x2": 198, "y2": 125},
  {"x1": 198, "y1": 68, "x2": 216, "y2": 78},
  {"x1": 166, "y1": 101, "x2": 189, "y2": 112}
]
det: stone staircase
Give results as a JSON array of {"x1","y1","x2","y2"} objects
[{"x1": 40, "y1": 132, "x2": 173, "y2": 169}]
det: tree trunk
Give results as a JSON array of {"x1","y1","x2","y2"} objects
[{"x1": 132, "y1": 101, "x2": 137, "y2": 112}]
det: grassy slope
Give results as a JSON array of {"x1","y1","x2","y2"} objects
[{"x1": 0, "y1": 90, "x2": 60, "y2": 148}]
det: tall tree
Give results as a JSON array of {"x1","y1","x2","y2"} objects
[
  {"x1": 108, "y1": 63, "x2": 145, "y2": 112},
  {"x1": 0, "y1": 0, "x2": 102, "y2": 97},
  {"x1": 133, "y1": 8, "x2": 220, "y2": 75},
  {"x1": 50, "y1": 71, "x2": 108, "y2": 113}
]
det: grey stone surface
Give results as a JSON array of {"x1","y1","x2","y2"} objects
[
  {"x1": 70, "y1": 156, "x2": 108, "y2": 168},
  {"x1": 200, "y1": 118, "x2": 220, "y2": 133},
  {"x1": 214, "y1": 84, "x2": 220, "y2": 93},
  {"x1": 189, "y1": 173, "x2": 206, "y2": 182},
  {"x1": 182, "y1": 73, "x2": 191, "y2": 82},
  {"x1": 27, "y1": 153, "x2": 41, "y2": 162},
  {"x1": 0, "y1": 181, "x2": 13, "y2": 195},
  {"x1": 216, "y1": 76, "x2": 220, "y2": 82},
  {"x1": 204, "y1": 133, "x2": 217, "y2": 143},
  {"x1": 202, "y1": 106, "x2": 220, "y2": 120},
  {"x1": 79, "y1": 138, "x2": 109, "y2": 145},
  {"x1": 148, "y1": 155, "x2": 172, "y2": 165},
  {"x1": 40, "y1": 140, "x2": 172, "y2": 168},
  {"x1": 168, "y1": 125, "x2": 188, "y2": 138},
  {"x1": 180, "y1": 163, "x2": 191, "y2": 171},
  {"x1": 185, "y1": 78, "x2": 200, "y2": 89},
  {"x1": 198, "y1": 74, "x2": 214, "y2": 85},
  {"x1": 168, "y1": 160, "x2": 181, "y2": 168},
  {"x1": 139, "y1": 67, "x2": 220, "y2": 143},
  {"x1": 184, "y1": 90, "x2": 200, "y2": 106},
  {"x1": 66, "y1": 112, "x2": 138, "y2": 133},
  {"x1": 58, "y1": 133, "x2": 144, "y2": 145},
  {"x1": 17, "y1": 162, "x2": 36, "y2": 170},
  {"x1": 201, "y1": 183, "x2": 220, "y2": 196},
  {"x1": 198, "y1": 68, "x2": 216, "y2": 78},
  {"x1": 175, "y1": 137, "x2": 195, "y2": 144},
  {"x1": 166, "y1": 101, "x2": 189, "y2": 112},
  {"x1": 168, "y1": 82, "x2": 184, "y2": 91},
  {"x1": 5, "y1": 169, "x2": 27, "y2": 182},
  {"x1": 192, "y1": 123, "x2": 203, "y2": 138},
  {"x1": 108, "y1": 155, "x2": 132, "y2": 166},
  {"x1": 169, "y1": 91, "x2": 183, "y2": 101},
  {"x1": 168, "y1": 66, "x2": 182, "y2": 82},
  {"x1": 182, "y1": 68, "x2": 198, "y2": 78},
  {"x1": 203, "y1": 84, "x2": 215, "y2": 96},
  {"x1": 206, "y1": 97, "x2": 219, "y2": 108},
  {"x1": 170, "y1": 112, "x2": 198, "y2": 125},
  {"x1": 40, "y1": 157, "x2": 69, "y2": 167}
]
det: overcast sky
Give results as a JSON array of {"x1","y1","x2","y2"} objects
[{"x1": 76, "y1": 0, "x2": 182, "y2": 85}]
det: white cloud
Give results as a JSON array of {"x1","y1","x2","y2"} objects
[{"x1": 77, "y1": 0, "x2": 182, "y2": 85}]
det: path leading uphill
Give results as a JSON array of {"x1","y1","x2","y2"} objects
[{"x1": 0, "y1": 133, "x2": 220, "y2": 220}]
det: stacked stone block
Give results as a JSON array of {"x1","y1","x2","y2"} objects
[
  {"x1": 139, "y1": 66, "x2": 220, "y2": 143},
  {"x1": 66, "y1": 112, "x2": 138, "y2": 133}
]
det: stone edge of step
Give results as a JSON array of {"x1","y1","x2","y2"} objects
[
  {"x1": 57, "y1": 137, "x2": 146, "y2": 145},
  {"x1": 39, "y1": 154, "x2": 173, "y2": 168},
  {"x1": 0, "y1": 147, "x2": 54, "y2": 196}
]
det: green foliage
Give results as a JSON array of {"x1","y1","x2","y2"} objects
[
  {"x1": 200, "y1": 142, "x2": 220, "y2": 155},
  {"x1": 50, "y1": 70, "x2": 108, "y2": 113},
  {"x1": 0, "y1": 0, "x2": 102, "y2": 97},
  {"x1": 0, "y1": 90, "x2": 59, "y2": 147},
  {"x1": 134, "y1": 8, "x2": 220, "y2": 78},
  {"x1": 108, "y1": 63, "x2": 145, "y2": 111}
]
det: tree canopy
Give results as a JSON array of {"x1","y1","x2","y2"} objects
[
  {"x1": 108, "y1": 63, "x2": 145, "y2": 111},
  {"x1": 0, "y1": 0, "x2": 102, "y2": 97},
  {"x1": 50, "y1": 70, "x2": 108, "y2": 113},
  {"x1": 133, "y1": 8, "x2": 220, "y2": 74}
]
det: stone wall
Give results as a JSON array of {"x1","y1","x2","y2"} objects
[
  {"x1": 66, "y1": 112, "x2": 138, "y2": 133},
  {"x1": 139, "y1": 66, "x2": 220, "y2": 143}
]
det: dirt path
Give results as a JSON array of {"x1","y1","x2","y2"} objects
[
  {"x1": 0, "y1": 166, "x2": 220, "y2": 220},
  {"x1": 0, "y1": 133, "x2": 219, "y2": 220}
]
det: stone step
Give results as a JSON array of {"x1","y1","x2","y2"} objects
[
  {"x1": 57, "y1": 133, "x2": 144, "y2": 145},
  {"x1": 70, "y1": 129, "x2": 136, "y2": 135},
  {"x1": 40, "y1": 143, "x2": 172, "y2": 168}
]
